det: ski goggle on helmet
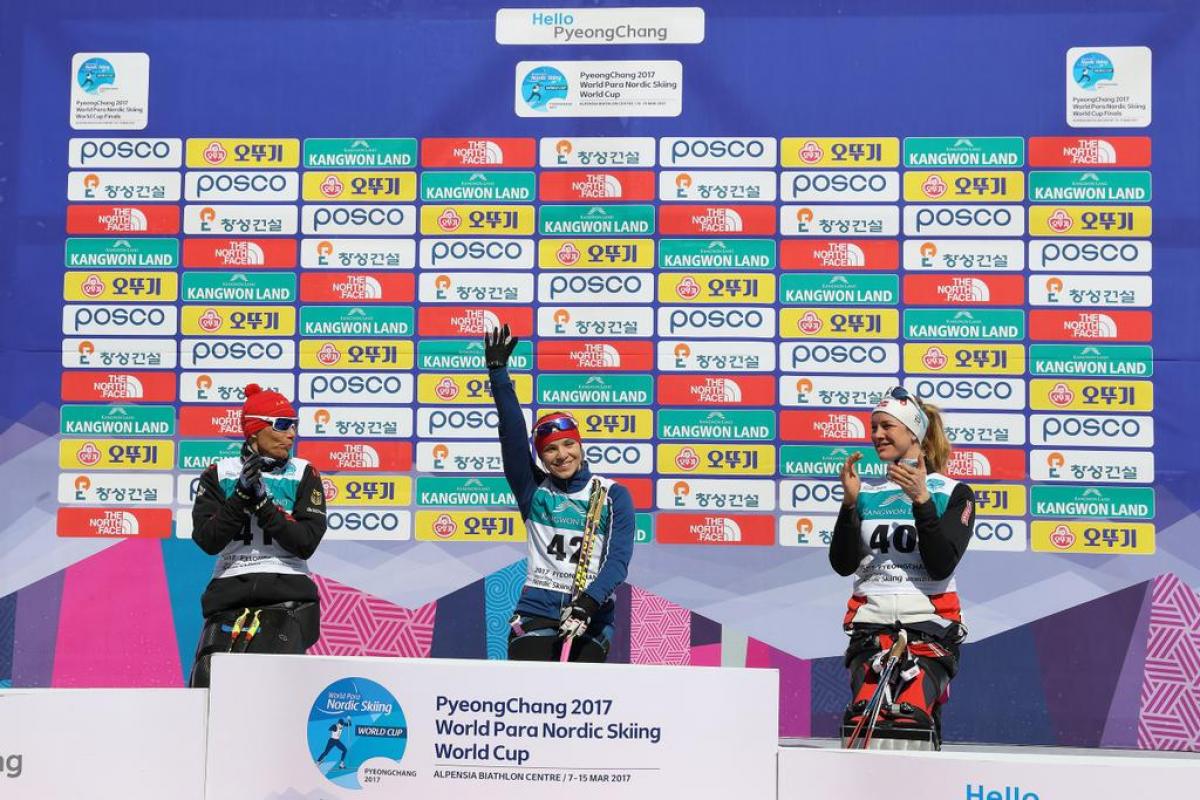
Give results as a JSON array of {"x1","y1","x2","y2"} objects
[{"x1": 532, "y1": 413, "x2": 582, "y2": 453}]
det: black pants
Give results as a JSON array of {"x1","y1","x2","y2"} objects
[
  {"x1": 507, "y1": 614, "x2": 612, "y2": 663},
  {"x1": 188, "y1": 601, "x2": 319, "y2": 688}
]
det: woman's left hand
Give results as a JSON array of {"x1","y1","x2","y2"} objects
[{"x1": 887, "y1": 458, "x2": 931, "y2": 504}]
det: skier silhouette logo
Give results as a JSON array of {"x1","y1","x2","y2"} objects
[{"x1": 315, "y1": 717, "x2": 353, "y2": 771}]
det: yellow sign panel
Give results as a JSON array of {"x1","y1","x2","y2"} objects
[
  {"x1": 658, "y1": 273, "x2": 776, "y2": 304},
  {"x1": 538, "y1": 238, "x2": 654, "y2": 269},
  {"x1": 324, "y1": 476, "x2": 412, "y2": 506},
  {"x1": 656, "y1": 444, "x2": 776, "y2": 476},
  {"x1": 185, "y1": 138, "x2": 300, "y2": 168},
  {"x1": 1029, "y1": 379, "x2": 1153, "y2": 412},
  {"x1": 780, "y1": 137, "x2": 900, "y2": 168},
  {"x1": 781, "y1": 308, "x2": 899, "y2": 339},
  {"x1": 970, "y1": 483, "x2": 1027, "y2": 517},
  {"x1": 420, "y1": 205, "x2": 535, "y2": 236},
  {"x1": 64, "y1": 271, "x2": 177, "y2": 302},
  {"x1": 181, "y1": 305, "x2": 295, "y2": 336},
  {"x1": 903, "y1": 171, "x2": 1025, "y2": 202},
  {"x1": 1031, "y1": 521, "x2": 1154, "y2": 555},
  {"x1": 418, "y1": 373, "x2": 532, "y2": 405},
  {"x1": 302, "y1": 171, "x2": 416, "y2": 202},
  {"x1": 299, "y1": 339, "x2": 414, "y2": 370},
  {"x1": 414, "y1": 510, "x2": 527, "y2": 542},
  {"x1": 59, "y1": 439, "x2": 174, "y2": 470},
  {"x1": 535, "y1": 409, "x2": 654, "y2": 440},
  {"x1": 1028, "y1": 206, "x2": 1151, "y2": 237},
  {"x1": 904, "y1": 344, "x2": 1026, "y2": 375}
]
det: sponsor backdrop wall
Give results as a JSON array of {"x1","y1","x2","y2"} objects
[{"x1": 2, "y1": 0, "x2": 1198, "y2": 750}]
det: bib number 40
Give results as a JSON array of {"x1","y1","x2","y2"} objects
[{"x1": 869, "y1": 523, "x2": 916, "y2": 554}]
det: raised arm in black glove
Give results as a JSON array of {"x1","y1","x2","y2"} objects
[
  {"x1": 235, "y1": 453, "x2": 267, "y2": 502},
  {"x1": 485, "y1": 324, "x2": 519, "y2": 370}
]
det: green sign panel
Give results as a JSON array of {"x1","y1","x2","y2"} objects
[
  {"x1": 178, "y1": 440, "x2": 243, "y2": 470},
  {"x1": 65, "y1": 238, "x2": 178, "y2": 268},
  {"x1": 1028, "y1": 171, "x2": 1151, "y2": 203},
  {"x1": 300, "y1": 306, "x2": 414, "y2": 337},
  {"x1": 181, "y1": 272, "x2": 296, "y2": 303},
  {"x1": 416, "y1": 477, "x2": 515, "y2": 507},
  {"x1": 904, "y1": 309, "x2": 1025, "y2": 341},
  {"x1": 780, "y1": 274, "x2": 898, "y2": 305},
  {"x1": 60, "y1": 405, "x2": 175, "y2": 436},
  {"x1": 303, "y1": 138, "x2": 418, "y2": 168},
  {"x1": 418, "y1": 339, "x2": 533, "y2": 371},
  {"x1": 904, "y1": 137, "x2": 1024, "y2": 167},
  {"x1": 1031, "y1": 486, "x2": 1155, "y2": 519},
  {"x1": 657, "y1": 409, "x2": 776, "y2": 441},
  {"x1": 536, "y1": 375, "x2": 653, "y2": 406},
  {"x1": 658, "y1": 238, "x2": 775, "y2": 269},
  {"x1": 1029, "y1": 345, "x2": 1153, "y2": 377},
  {"x1": 539, "y1": 205, "x2": 655, "y2": 235},
  {"x1": 780, "y1": 446, "x2": 884, "y2": 478},
  {"x1": 634, "y1": 513, "x2": 653, "y2": 544},
  {"x1": 421, "y1": 171, "x2": 535, "y2": 202}
]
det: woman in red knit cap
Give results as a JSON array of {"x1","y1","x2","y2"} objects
[{"x1": 187, "y1": 384, "x2": 327, "y2": 687}]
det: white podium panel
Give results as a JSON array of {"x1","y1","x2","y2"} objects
[
  {"x1": 778, "y1": 746, "x2": 1199, "y2": 798},
  {"x1": 205, "y1": 654, "x2": 778, "y2": 799},
  {"x1": 0, "y1": 689, "x2": 208, "y2": 800}
]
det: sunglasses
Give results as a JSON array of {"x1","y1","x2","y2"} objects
[
  {"x1": 534, "y1": 416, "x2": 578, "y2": 439},
  {"x1": 245, "y1": 414, "x2": 298, "y2": 432},
  {"x1": 887, "y1": 386, "x2": 913, "y2": 401}
]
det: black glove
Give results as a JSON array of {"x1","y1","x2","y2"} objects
[
  {"x1": 484, "y1": 324, "x2": 519, "y2": 370},
  {"x1": 235, "y1": 454, "x2": 267, "y2": 501},
  {"x1": 559, "y1": 593, "x2": 600, "y2": 638}
]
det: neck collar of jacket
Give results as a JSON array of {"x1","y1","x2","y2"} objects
[
  {"x1": 550, "y1": 461, "x2": 592, "y2": 493},
  {"x1": 241, "y1": 439, "x2": 289, "y2": 473}
]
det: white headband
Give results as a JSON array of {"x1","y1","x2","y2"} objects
[{"x1": 873, "y1": 389, "x2": 928, "y2": 442}]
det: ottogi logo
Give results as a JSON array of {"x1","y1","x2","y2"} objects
[
  {"x1": 1027, "y1": 136, "x2": 1151, "y2": 167},
  {"x1": 414, "y1": 511, "x2": 525, "y2": 541},
  {"x1": 1048, "y1": 382, "x2": 1075, "y2": 406},
  {"x1": 185, "y1": 139, "x2": 299, "y2": 168},
  {"x1": 659, "y1": 137, "x2": 776, "y2": 167},
  {"x1": 902, "y1": 240, "x2": 1024, "y2": 272},
  {"x1": 182, "y1": 239, "x2": 297, "y2": 269},
  {"x1": 323, "y1": 477, "x2": 412, "y2": 506},
  {"x1": 923, "y1": 346, "x2": 949, "y2": 369},
  {"x1": 659, "y1": 205, "x2": 776, "y2": 235},
  {"x1": 659, "y1": 273, "x2": 775, "y2": 303},
  {"x1": 64, "y1": 271, "x2": 178, "y2": 303},
  {"x1": 69, "y1": 138, "x2": 183, "y2": 168},
  {"x1": 422, "y1": 205, "x2": 535, "y2": 236},
  {"x1": 302, "y1": 205, "x2": 415, "y2": 235},
  {"x1": 782, "y1": 308, "x2": 898, "y2": 340},
  {"x1": 1029, "y1": 205, "x2": 1151, "y2": 237},
  {"x1": 1032, "y1": 520, "x2": 1156, "y2": 554},
  {"x1": 1029, "y1": 378, "x2": 1152, "y2": 412},
  {"x1": 902, "y1": 171, "x2": 1024, "y2": 202},
  {"x1": 299, "y1": 340, "x2": 412, "y2": 371},
  {"x1": 59, "y1": 438, "x2": 174, "y2": 470},
  {"x1": 780, "y1": 138, "x2": 899, "y2": 168},
  {"x1": 421, "y1": 138, "x2": 536, "y2": 167},
  {"x1": 67, "y1": 205, "x2": 180, "y2": 234},
  {"x1": 538, "y1": 136, "x2": 656, "y2": 168},
  {"x1": 1051, "y1": 524, "x2": 1076, "y2": 549},
  {"x1": 419, "y1": 238, "x2": 533, "y2": 269},
  {"x1": 301, "y1": 171, "x2": 416, "y2": 202}
]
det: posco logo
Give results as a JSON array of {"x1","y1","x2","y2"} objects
[
  {"x1": 542, "y1": 273, "x2": 646, "y2": 301},
  {"x1": 70, "y1": 138, "x2": 180, "y2": 167},
  {"x1": 661, "y1": 137, "x2": 776, "y2": 167},
  {"x1": 1032, "y1": 241, "x2": 1149, "y2": 269},
  {"x1": 659, "y1": 307, "x2": 774, "y2": 338},
  {"x1": 421, "y1": 238, "x2": 532, "y2": 267}
]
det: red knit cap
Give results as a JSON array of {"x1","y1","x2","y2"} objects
[
  {"x1": 240, "y1": 383, "x2": 297, "y2": 437},
  {"x1": 532, "y1": 412, "x2": 582, "y2": 453}
]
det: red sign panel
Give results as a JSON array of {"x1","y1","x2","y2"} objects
[
  {"x1": 614, "y1": 477, "x2": 653, "y2": 510},
  {"x1": 296, "y1": 441, "x2": 414, "y2": 472},
  {"x1": 57, "y1": 507, "x2": 173, "y2": 539},
  {"x1": 421, "y1": 138, "x2": 536, "y2": 168},
  {"x1": 903, "y1": 275, "x2": 1025, "y2": 306},
  {"x1": 61, "y1": 371, "x2": 176, "y2": 402},
  {"x1": 656, "y1": 513, "x2": 775, "y2": 546},
  {"x1": 780, "y1": 410, "x2": 872, "y2": 442},
  {"x1": 943, "y1": 448, "x2": 1027, "y2": 481},
  {"x1": 417, "y1": 306, "x2": 533, "y2": 337},
  {"x1": 1029, "y1": 310, "x2": 1152, "y2": 342},
  {"x1": 537, "y1": 340, "x2": 654, "y2": 372},
  {"x1": 67, "y1": 205, "x2": 180, "y2": 234},
  {"x1": 780, "y1": 239, "x2": 899, "y2": 270},
  {"x1": 658, "y1": 205, "x2": 776, "y2": 236},
  {"x1": 179, "y1": 406, "x2": 243, "y2": 437},
  {"x1": 1027, "y1": 137, "x2": 1151, "y2": 167},
  {"x1": 656, "y1": 375, "x2": 776, "y2": 406},
  {"x1": 182, "y1": 239, "x2": 297, "y2": 268},
  {"x1": 539, "y1": 171, "x2": 656, "y2": 202},
  {"x1": 300, "y1": 273, "x2": 414, "y2": 303}
]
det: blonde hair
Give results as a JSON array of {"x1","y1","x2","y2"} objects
[{"x1": 917, "y1": 399, "x2": 951, "y2": 474}]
